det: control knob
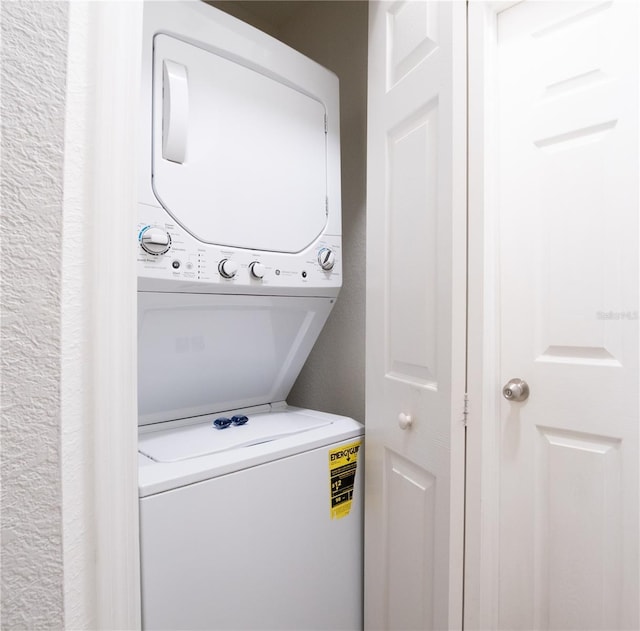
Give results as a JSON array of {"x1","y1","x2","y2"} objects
[
  {"x1": 249, "y1": 261, "x2": 266, "y2": 280},
  {"x1": 318, "y1": 248, "x2": 335, "y2": 271},
  {"x1": 140, "y1": 227, "x2": 171, "y2": 255},
  {"x1": 218, "y1": 259, "x2": 238, "y2": 279}
]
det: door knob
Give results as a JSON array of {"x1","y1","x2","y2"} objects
[
  {"x1": 398, "y1": 413, "x2": 413, "y2": 430},
  {"x1": 502, "y1": 378, "x2": 529, "y2": 402}
]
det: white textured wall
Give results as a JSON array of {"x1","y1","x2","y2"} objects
[
  {"x1": 1, "y1": 2, "x2": 69, "y2": 628},
  {"x1": 211, "y1": 1, "x2": 368, "y2": 423}
]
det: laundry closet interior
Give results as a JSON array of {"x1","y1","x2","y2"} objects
[
  {"x1": 131, "y1": 1, "x2": 638, "y2": 630},
  {"x1": 135, "y1": 2, "x2": 368, "y2": 630}
]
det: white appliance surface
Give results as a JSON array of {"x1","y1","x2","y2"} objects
[
  {"x1": 138, "y1": 1, "x2": 342, "y2": 296},
  {"x1": 140, "y1": 415, "x2": 363, "y2": 630},
  {"x1": 140, "y1": 409, "x2": 332, "y2": 462},
  {"x1": 138, "y1": 292, "x2": 335, "y2": 425},
  {"x1": 138, "y1": 406, "x2": 362, "y2": 497},
  {"x1": 152, "y1": 33, "x2": 328, "y2": 253},
  {"x1": 137, "y1": 4, "x2": 359, "y2": 631}
]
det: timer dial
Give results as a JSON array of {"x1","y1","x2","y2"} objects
[
  {"x1": 249, "y1": 261, "x2": 266, "y2": 280},
  {"x1": 140, "y1": 227, "x2": 171, "y2": 255},
  {"x1": 218, "y1": 259, "x2": 238, "y2": 279},
  {"x1": 317, "y1": 247, "x2": 336, "y2": 271}
]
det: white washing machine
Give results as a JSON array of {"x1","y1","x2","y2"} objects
[{"x1": 136, "y1": 2, "x2": 363, "y2": 630}]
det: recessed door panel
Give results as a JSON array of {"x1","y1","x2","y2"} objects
[
  {"x1": 151, "y1": 34, "x2": 328, "y2": 253},
  {"x1": 386, "y1": 0, "x2": 439, "y2": 88},
  {"x1": 387, "y1": 102, "x2": 439, "y2": 388},
  {"x1": 537, "y1": 427, "x2": 622, "y2": 630},
  {"x1": 384, "y1": 450, "x2": 436, "y2": 631}
]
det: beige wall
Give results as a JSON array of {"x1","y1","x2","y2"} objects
[{"x1": 211, "y1": 1, "x2": 369, "y2": 423}]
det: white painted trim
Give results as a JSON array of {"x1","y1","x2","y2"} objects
[
  {"x1": 61, "y1": 2, "x2": 143, "y2": 629},
  {"x1": 61, "y1": 4, "x2": 97, "y2": 628},
  {"x1": 448, "y1": 3, "x2": 469, "y2": 626},
  {"x1": 90, "y1": 3, "x2": 143, "y2": 627},
  {"x1": 464, "y1": 3, "x2": 502, "y2": 630}
]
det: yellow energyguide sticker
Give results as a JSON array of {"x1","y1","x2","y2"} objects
[{"x1": 329, "y1": 440, "x2": 361, "y2": 520}]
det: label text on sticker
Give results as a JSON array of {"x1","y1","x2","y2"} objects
[{"x1": 329, "y1": 441, "x2": 361, "y2": 520}]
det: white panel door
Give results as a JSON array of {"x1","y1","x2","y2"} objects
[
  {"x1": 364, "y1": 2, "x2": 466, "y2": 629},
  {"x1": 468, "y1": 2, "x2": 639, "y2": 629}
]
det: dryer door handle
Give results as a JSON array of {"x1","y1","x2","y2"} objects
[{"x1": 162, "y1": 60, "x2": 189, "y2": 164}]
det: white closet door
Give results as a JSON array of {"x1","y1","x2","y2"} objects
[
  {"x1": 468, "y1": 2, "x2": 639, "y2": 629},
  {"x1": 364, "y1": 2, "x2": 466, "y2": 629}
]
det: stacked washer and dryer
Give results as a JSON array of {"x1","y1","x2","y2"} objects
[{"x1": 136, "y1": 2, "x2": 363, "y2": 630}]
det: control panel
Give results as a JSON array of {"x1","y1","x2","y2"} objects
[{"x1": 137, "y1": 204, "x2": 342, "y2": 296}]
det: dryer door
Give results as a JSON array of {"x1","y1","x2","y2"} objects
[{"x1": 151, "y1": 34, "x2": 329, "y2": 254}]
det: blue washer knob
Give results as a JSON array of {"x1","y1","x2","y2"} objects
[
  {"x1": 213, "y1": 417, "x2": 232, "y2": 429},
  {"x1": 231, "y1": 415, "x2": 249, "y2": 426}
]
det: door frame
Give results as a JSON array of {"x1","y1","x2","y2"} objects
[
  {"x1": 62, "y1": 2, "x2": 142, "y2": 628},
  {"x1": 464, "y1": 2, "x2": 514, "y2": 629},
  {"x1": 67, "y1": 1, "x2": 509, "y2": 628}
]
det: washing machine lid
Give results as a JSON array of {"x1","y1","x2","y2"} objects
[
  {"x1": 151, "y1": 33, "x2": 328, "y2": 253},
  {"x1": 137, "y1": 292, "x2": 335, "y2": 425},
  {"x1": 139, "y1": 410, "x2": 332, "y2": 462}
]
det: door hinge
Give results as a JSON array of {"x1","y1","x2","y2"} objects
[
  {"x1": 463, "y1": 392, "x2": 469, "y2": 426},
  {"x1": 324, "y1": 114, "x2": 328, "y2": 134},
  {"x1": 326, "y1": 197, "x2": 329, "y2": 216}
]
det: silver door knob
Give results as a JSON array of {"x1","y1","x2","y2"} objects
[{"x1": 502, "y1": 378, "x2": 529, "y2": 402}]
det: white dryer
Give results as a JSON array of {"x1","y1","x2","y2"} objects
[{"x1": 136, "y1": 2, "x2": 363, "y2": 630}]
